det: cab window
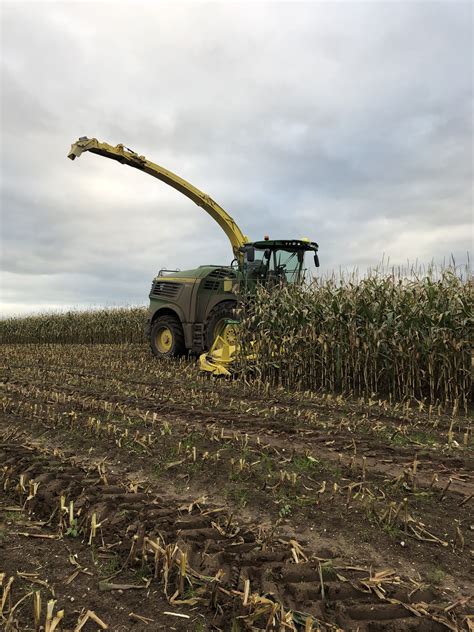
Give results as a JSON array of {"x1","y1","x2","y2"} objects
[
  {"x1": 268, "y1": 249, "x2": 304, "y2": 283},
  {"x1": 244, "y1": 248, "x2": 270, "y2": 281}
]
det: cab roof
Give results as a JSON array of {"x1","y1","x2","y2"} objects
[{"x1": 249, "y1": 239, "x2": 319, "y2": 251}]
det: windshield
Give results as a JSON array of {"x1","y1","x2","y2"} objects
[
  {"x1": 244, "y1": 248, "x2": 306, "y2": 284},
  {"x1": 268, "y1": 249, "x2": 304, "y2": 283}
]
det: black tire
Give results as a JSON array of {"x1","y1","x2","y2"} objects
[
  {"x1": 150, "y1": 315, "x2": 186, "y2": 358},
  {"x1": 205, "y1": 301, "x2": 237, "y2": 349}
]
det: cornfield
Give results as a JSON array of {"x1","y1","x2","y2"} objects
[
  {"x1": 1, "y1": 267, "x2": 471, "y2": 408},
  {"x1": 238, "y1": 267, "x2": 473, "y2": 410},
  {"x1": 0, "y1": 306, "x2": 147, "y2": 344}
]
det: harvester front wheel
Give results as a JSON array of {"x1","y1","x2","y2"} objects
[
  {"x1": 205, "y1": 301, "x2": 237, "y2": 350},
  {"x1": 150, "y1": 315, "x2": 185, "y2": 358}
]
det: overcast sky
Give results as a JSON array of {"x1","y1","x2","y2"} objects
[{"x1": 1, "y1": 1, "x2": 472, "y2": 315}]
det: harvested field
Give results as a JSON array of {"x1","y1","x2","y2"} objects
[{"x1": 1, "y1": 344, "x2": 472, "y2": 631}]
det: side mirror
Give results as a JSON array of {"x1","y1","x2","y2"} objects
[
  {"x1": 246, "y1": 246, "x2": 255, "y2": 263},
  {"x1": 314, "y1": 254, "x2": 320, "y2": 268}
]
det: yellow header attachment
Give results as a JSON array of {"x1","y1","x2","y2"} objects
[{"x1": 68, "y1": 137, "x2": 248, "y2": 258}]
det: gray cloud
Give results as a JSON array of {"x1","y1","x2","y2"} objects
[{"x1": 1, "y1": 1, "x2": 472, "y2": 315}]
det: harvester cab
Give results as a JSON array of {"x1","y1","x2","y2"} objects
[
  {"x1": 241, "y1": 239, "x2": 319, "y2": 287},
  {"x1": 68, "y1": 137, "x2": 319, "y2": 375}
]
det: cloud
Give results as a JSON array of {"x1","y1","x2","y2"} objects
[{"x1": 1, "y1": 1, "x2": 472, "y2": 315}]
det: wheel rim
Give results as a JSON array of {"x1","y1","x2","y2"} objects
[
  {"x1": 155, "y1": 326, "x2": 173, "y2": 353},
  {"x1": 214, "y1": 319, "x2": 238, "y2": 345}
]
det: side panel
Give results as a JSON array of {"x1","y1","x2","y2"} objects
[
  {"x1": 195, "y1": 271, "x2": 239, "y2": 323},
  {"x1": 146, "y1": 268, "x2": 240, "y2": 353},
  {"x1": 148, "y1": 298, "x2": 187, "y2": 326}
]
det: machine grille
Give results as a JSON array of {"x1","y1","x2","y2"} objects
[
  {"x1": 208, "y1": 268, "x2": 236, "y2": 279},
  {"x1": 203, "y1": 279, "x2": 220, "y2": 291},
  {"x1": 203, "y1": 268, "x2": 236, "y2": 291},
  {"x1": 150, "y1": 281, "x2": 181, "y2": 299}
]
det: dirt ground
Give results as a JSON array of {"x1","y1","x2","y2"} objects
[{"x1": 1, "y1": 344, "x2": 472, "y2": 631}]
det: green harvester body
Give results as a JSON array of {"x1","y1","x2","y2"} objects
[{"x1": 146, "y1": 239, "x2": 319, "y2": 355}]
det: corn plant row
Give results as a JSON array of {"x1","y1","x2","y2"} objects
[
  {"x1": 0, "y1": 306, "x2": 147, "y2": 344},
  {"x1": 238, "y1": 267, "x2": 472, "y2": 409}
]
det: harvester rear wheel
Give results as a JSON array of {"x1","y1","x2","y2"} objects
[
  {"x1": 150, "y1": 315, "x2": 185, "y2": 358},
  {"x1": 205, "y1": 301, "x2": 237, "y2": 350}
]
